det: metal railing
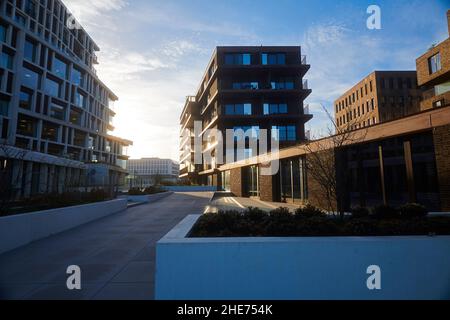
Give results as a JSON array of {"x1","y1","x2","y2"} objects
[{"x1": 301, "y1": 55, "x2": 307, "y2": 65}]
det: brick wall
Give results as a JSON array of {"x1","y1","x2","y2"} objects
[
  {"x1": 433, "y1": 124, "x2": 450, "y2": 211},
  {"x1": 230, "y1": 168, "x2": 243, "y2": 197},
  {"x1": 416, "y1": 38, "x2": 450, "y2": 87},
  {"x1": 259, "y1": 165, "x2": 275, "y2": 202}
]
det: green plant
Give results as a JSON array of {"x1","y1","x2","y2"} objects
[
  {"x1": 399, "y1": 203, "x2": 428, "y2": 219},
  {"x1": 351, "y1": 206, "x2": 370, "y2": 219},
  {"x1": 372, "y1": 205, "x2": 400, "y2": 219},
  {"x1": 295, "y1": 204, "x2": 325, "y2": 218},
  {"x1": 128, "y1": 188, "x2": 145, "y2": 195},
  {"x1": 144, "y1": 186, "x2": 163, "y2": 194}
]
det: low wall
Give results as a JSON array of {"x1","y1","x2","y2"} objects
[
  {"x1": 0, "y1": 199, "x2": 127, "y2": 254},
  {"x1": 156, "y1": 215, "x2": 450, "y2": 300},
  {"x1": 163, "y1": 186, "x2": 218, "y2": 192},
  {"x1": 128, "y1": 191, "x2": 173, "y2": 203}
]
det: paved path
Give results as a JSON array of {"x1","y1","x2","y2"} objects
[
  {"x1": 208, "y1": 195, "x2": 301, "y2": 213},
  {"x1": 0, "y1": 192, "x2": 212, "y2": 300}
]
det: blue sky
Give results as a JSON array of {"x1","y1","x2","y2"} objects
[{"x1": 64, "y1": 0, "x2": 449, "y2": 160}]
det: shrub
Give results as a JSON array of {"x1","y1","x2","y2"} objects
[
  {"x1": 295, "y1": 204, "x2": 325, "y2": 218},
  {"x1": 144, "y1": 186, "x2": 163, "y2": 194},
  {"x1": 399, "y1": 203, "x2": 428, "y2": 219},
  {"x1": 128, "y1": 188, "x2": 145, "y2": 195},
  {"x1": 351, "y1": 207, "x2": 370, "y2": 219},
  {"x1": 244, "y1": 207, "x2": 268, "y2": 223},
  {"x1": 372, "y1": 205, "x2": 400, "y2": 219}
]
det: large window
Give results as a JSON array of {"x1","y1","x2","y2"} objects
[
  {"x1": 225, "y1": 103, "x2": 252, "y2": 115},
  {"x1": 262, "y1": 53, "x2": 286, "y2": 65},
  {"x1": 0, "y1": 24, "x2": 6, "y2": 43},
  {"x1": 271, "y1": 78, "x2": 294, "y2": 90},
  {"x1": 70, "y1": 108, "x2": 82, "y2": 125},
  {"x1": 264, "y1": 103, "x2": 288, "y2": 115},
  {"x1": 71, "y1": 67, "x2": 83, "y2": 86},
  {"x1": 0, "y1": 50, "x2": 13, "y2": 69},
  {"x1": 53, "y1": 56, "x2": 68, "y2": 79},
  {"x1": 24, "y1": 0, "x2": 37, "y2": 18},
  {"x1": 22, "y1": 67, "x2": 40, "y2": 89},
  {"x1": 232, "y1": 82, "x2": 258, "y2": 90},
  {"x1": 0, "y1": 97, "x2": 9, "y2": 116},
  {"x1": 49, "y1": 102, "x2": 65, "y2": 120},
  {"x1": 41, "y1": 121, "x2": 59, "y2": 141},
  {"x1": 272, "y1": 125, "x2": 296, "y2": 141},
  {"x1": 74, "y1": 91, "x2": 86, "y2": 108},
  {"x1": 225, "y1": 53, "x2": 251, "y2": 65},
  {"x1": 429, "y1": 53, "x2": 441, "y2": 74},
  {"x1": 45, "y1": 77, "x2": 61, "y2": 97},
  {"x1": 24, "y1": 39, "x2": 37, "y2": 63},
  {"x1": 17, "y1": 114, "x2": 37, "y2": 137},
  {"x1": 19, "y1": 89, "x2": 32, "y2": 110}
]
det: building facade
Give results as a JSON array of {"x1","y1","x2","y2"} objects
[
  {"x1": 221, "y1": 106, "x2": 450, "y2": 211},
  {"x1": 334, "y1": 71, "x2": 422, "y2": 131},
  {"x1": 0, "y1": 0, "x2": 132, "y2": 199},
  {"x1": 127, "y1": 158, "x2": 179, "y2": 188},
  {"x1": 416, "y1": 10, "x2": 450, "y2": 110},
  {"x1": 179, "y1": 46, "x2": 312, "y2": 188}
]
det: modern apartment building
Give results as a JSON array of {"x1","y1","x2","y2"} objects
[
  {"x1": 416, "y1": 10, "x2": 450, "y2": 110},
  {"x1": 0, "y1": 0, "x2": 132, "y2": 199},
  {"x1": 334, "y1": 71, "x2": 422, "y2": 131},
  {"x1": 179, "y1": 46, "x2": 312, "y2": 188},
  {"x1": 127, "y1": 158, "x2": 179, "y2": 188}
]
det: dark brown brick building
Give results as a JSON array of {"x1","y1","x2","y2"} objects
[
  {"x1": 416, "y1": 10, "x2": 450, "y2": 110},
  {"x1": 179, "y1": 46, "x2": 312, "y2": 188},
  {"x1": 222, "y1": 106, "x2": 450, "y2": 212},
  {"x1": 334, "y1": 71, "x2": 422, "y2": 131}
]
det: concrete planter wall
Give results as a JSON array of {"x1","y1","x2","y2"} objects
[
  {"x1": 156, "y1": 215, "x2": 450, "y2": 300},
  {"x1": 127, "y1": 191, "x2": 173, "y2": 203},
  {"x1": 0, "y1": 199, "x2": 127, "y2": 254}
]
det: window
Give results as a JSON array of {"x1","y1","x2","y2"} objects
[
  {"x1": 71, "y1": 67, "x2": 83, "y2": 86},
  {"x1": 0, "y1": 24, "x2": 6, "y2": 43},
  {"x1": 224, "y1": 53, "x2": 251, "y2": 65},
  {"x1": 272, "y1": 126, "x2": 296, "y2": 141},
  {"x1": 17, "y1": 114, "x2": 37, "y2": 137},
  {"x1": 429, "y1": 53, "x2": 441, "y2": 74},
  {"x1": 24, "y1": 0, "x2": 37, "y2": 17},
  {"x1": 24, "y1": 40, "x2": 37, "y2": 63},
  {"x1": 262, "y1": 53, "x2": 286, "y2": 65},
  {"x1": 70, "y1": 108, "x2": 82, "y2": 125},
  {"x1": 0, "y1": 50, "x2": 13, "y2": 69},
  {"x1": 45, "y1": 77, "x2": 61, "y2": 97},
  {"x1": 263, "y1": 103, "x2": 288, "y2": 115},
  {"x1": 41, "y1": 121, "x2": 59, "y2": 141},
  {"x1": 74, "y1": 91, "x2": 86, "y2": 108},
  {"x1": 225, "y1": 103, "x2": 252, "y2": 115},
  {"x1": 49, "y1": 102, "x2": 65, "y2": 120},
  {"x1": 232, "y1": 82, "x2": 258, "y2": 90},
  {"x1": 0, "y1": 97, "x2": 9, "y2": 116},
  {"x1": 271, "y1": 78, "x2": 294, "y2": 90},
  {"x1": 22, "y1": 67, "x2": 40, "y2": 88},
  {"x1": 53, "y1": 56, "x2": 68, "y2": 79},
  {"x1": 19, "y1": 90, "x2": 32, "y2": 110}
]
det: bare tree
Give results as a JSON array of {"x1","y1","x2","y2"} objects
[{"x1": 303, "y1": 104, "x2": 369, "y2": 218}]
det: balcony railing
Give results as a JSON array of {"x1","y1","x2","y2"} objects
[
  {"x1": 301, "y1": 55, "x2": 307, "y2": 65},
  {"x1": 304, "y1": 104, "x2": 310, "y2": 115},
  {"x1": 302, "y1": 79, "x2": 309, "y2": 90}
]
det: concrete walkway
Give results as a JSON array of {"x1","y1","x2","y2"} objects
[
  {"x1": 207, "y1": 195, "x2": 301, "y2": 213},
  {"x1": 0, "y1": 192, "x2": 212, "y2": 300}
]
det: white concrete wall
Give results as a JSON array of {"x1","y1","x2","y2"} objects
[
  {"x1": 156, "y1": 215, "x2": 450, "y2": 300},
  {"x1": 127, "y1": 191, "x2": 173, "y2": 203},
  {"x1": 0, "y1": 199, "x2": 127, "y2": 254}
]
